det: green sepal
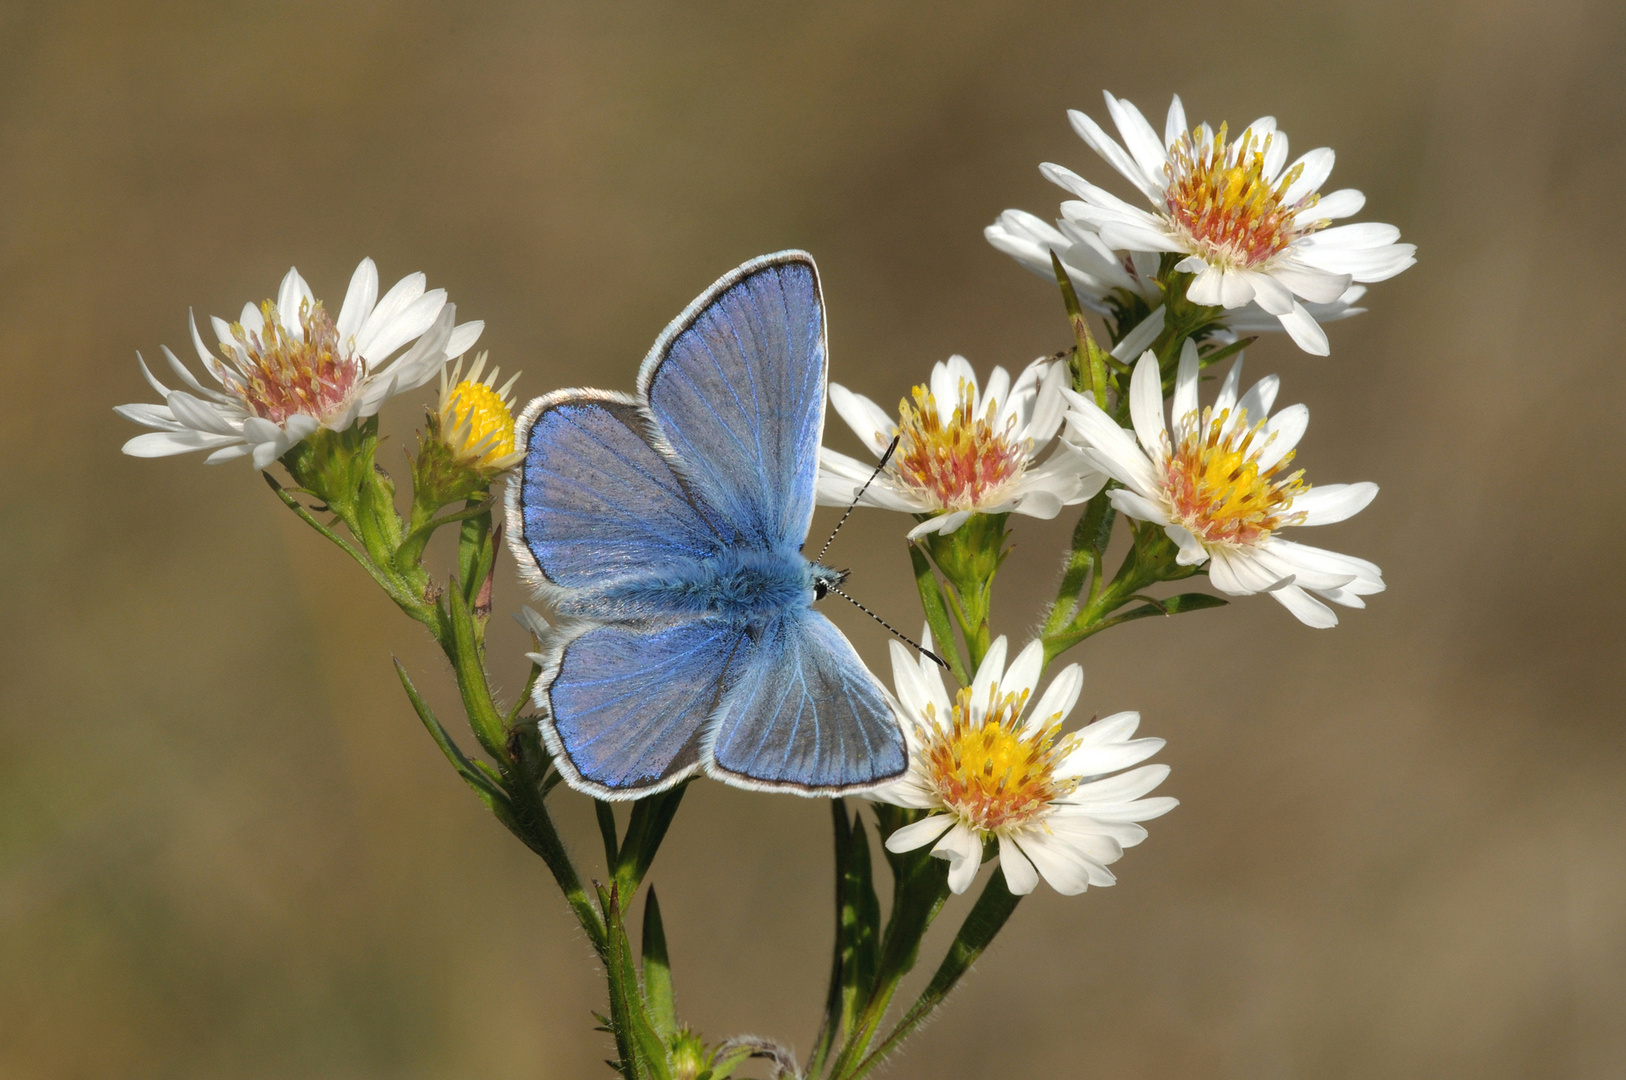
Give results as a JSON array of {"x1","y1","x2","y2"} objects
[
  {"x1": 919, "y1": 513, "x2": 1009, "y2": 673},
  {"x1": 641, "y1": 888, "x2": 677, "y2": 1043}
]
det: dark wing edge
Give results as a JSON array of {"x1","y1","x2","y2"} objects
[
  {"x1": 700, "y1": 609, "x2": 908, "y2": 797},
  {"x1": 634, "y1": 250, "x2": 828, "y2": 549}
]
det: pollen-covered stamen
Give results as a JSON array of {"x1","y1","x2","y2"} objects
[
  {"x1": 220, "y1": 299, "x2": 363, "y2": 425},
  {"x1": 1164, "y1": 123, "x2": 1326, "y2": 270},
  {"x1": 893, "y1": 380, "x2": 1029, "y2": 511},
  {"x1": 1161, "y1": 406, "x2": 1308, "y2": 547},
  {"x1": 915, "y1": 685, "x2": 1079, "y2": 833}
]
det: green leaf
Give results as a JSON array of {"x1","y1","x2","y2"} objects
[
  {"x1": 596, "y1": 800, "x2": 621, "y2": 870},
  {"x1": 849, "y1": 872, "x2": 1023, "y2": 1080},
  {"x1": 392, "y1": 658, "x2": 512, "y2": 817},
  {"x1": 604, "y1": 885, "x2": 673, "y2": 1080},
  {"x1": 641, "y1": 888, "x2": 677, "y2": 1043},
  {"x1": 908, "y1": 543, "x2": 969, "y2": 685},
  {"x1": 839, "y1": 812, "x2": 880, "y2": 1039},
  {"x1": 1052, "y1": 250, "x2": 1110, "y2": 408},
  {"x1": 1043, "y1": 491, "x2": 1117, "y2": 636},
  {"x1": 614, "y1": 783, "x2": 688, "y2": 904}
]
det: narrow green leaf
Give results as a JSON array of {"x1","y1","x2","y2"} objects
[
  {"x1": 808, "y1": 800, "x2": 854, "y2": 1080},
  {"x1": 1043, "y1": 492, "x2": 1116, "y2": 636},
  {"x1": 1052, "y1": 250, "x2": 1110, "y2": 409},
  {"x1": 393, "y1": 658, "x2": 511, "y2": 814},
  {"x1": 596, "y1": 800, "x2": 621, "y2": 870},
  {"x1": 839, "y1": 813, "x2": 880, "y2": 1040},
  {"x1": 1196, "y1": 334, "x2": 1256, "y2": 371},
  {"x1": 850, "y1": 872, "x2": 1023, "y2": 1080},
  {"x1": 641, "y1": 888, "x2": 677, "y2": 1043},
  {"x1": 605, "y1": 885, "x2": 673, "y2": 1080},
  {"x1": 445, "y1": 577, "x2": 507, "y2": 762},
  {"x1": 908, "y1": 542, "x2": 969, "y2": 685},
  {"x1": 614, "y1": 783, "x2": 688, "y2": 902}
]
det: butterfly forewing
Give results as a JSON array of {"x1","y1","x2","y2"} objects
[
  {"x1": 640, "y1": 255, "x2": 826, "y2": 552},
  {"x1": 512, "y1": 394, "x2": 722, "y2": 589}
]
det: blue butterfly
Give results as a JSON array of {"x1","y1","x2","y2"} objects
[{"x1": 506, "y1": 251, "x2": 908, "y2": 800}]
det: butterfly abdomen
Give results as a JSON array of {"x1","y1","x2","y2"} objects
[{"x1": 566, "y1": 547, "x2": 815, "y2": 623}]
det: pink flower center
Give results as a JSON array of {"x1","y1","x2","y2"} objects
[
  {"x1": 220, "y1": 300, "x2": 362, "y2": 426},
  {"x1": 893, "y1": 381, "x2": 1028, "y2": 511}
]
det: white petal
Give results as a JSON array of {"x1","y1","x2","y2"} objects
[
  {"x1": 1186, "y1": 265, "x2": 1225, "y2": 306},
  {"x1": 121, "y1": 430, "x2": 239, "y2": 457},
  {"x1": 885, "y1": 814, "x2": 955, "y2": 853},
  {"x1": 1108, "y1": 488, "x2": 1172, "y2": 526},
  {"x1": 276, "y1": 267, "x2": 315, "y2": 330},
  {"x1": 1027, "y1": 664, "x2": 1083, "y2": 728},
  {"x1": 1062, "y1": 396, "x2": 1159, "y2": 496},
  {"x1": 829, "y1": 383, "x2": 897, "y2": 456},
  {"x1": 1282, "y1": 147, "x2": 1335, "y2": 205},
  {"x1": 1171, "y1": 338, "x2": 1200, "y2": 435},
  {"x1": 335, "y1": 258, "x2": 379, "y2": 343},
  {"x1": 1213, "y1": 355, "x2": 1244, "y2": 417},
  {"x1": 1292, "y1": 482, "x2": 1378, "y2": 526},
  {"x1": 998, "y1": 835, "x2": 1040, "y2": 895},
  {"x1": 1109, "y1": 305, "x2": 1165, "y2": 362},
  {"x1": 1163, "y1": 94, "x2": 1187, "y2": 148},
  {"x1": 1127, "y1": 352, "x2": 1167, "y2": 457},
  {"x1": 360, "y1": 288, "x2": 446, "y2": 364},
  {"x1": 1001, "y1": 640, "x2": 1044, "y2": 704},
  {"x1": 1244, "y1": 271, "x2": 1296, "y2": 315},
  {"x1": 355, "y1": 271, "x2": 428, "y2": 357},
  {"x1": 1067, "y1": 106, "x2": 1164, "y2": 203},
  {"x1": 1103, "y1": 92, "x2": 1170, "y2": 193},
  {"x1": 1019, "y1": 832, "x2": 1101, "y2": 895},
  {"x1": 1235, "y1": 373, "x2": 1280, "y2": 424},
  {"x1": 1276, "y1": 302, "x2": 1330, "y2": 356},
  {"x1": 935, "y1": 824, "x2": 984, "y2": 894},
  {"x1": 1257, "y1": 403, "x2": 1309, "y2": 470},
  {"x1": 1312, "y1": 188, "x2": 1365, "y2": 220},
  {"x1": 446, "y1": 320, "x2": 484, "y2": 360},
  {"x1": 969, "y1": 636, "x2": 1009, "y2": 717},
  {"x1": 1219, "y1": 268, "x2": 1256, "y2": 308},
  {"x1": 1270, "y1": 583, "x2": 1338, "y2": 627}
]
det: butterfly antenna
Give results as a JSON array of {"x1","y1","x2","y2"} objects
[
  {"x1": 816, "y1": 435, "x2": 900, "y2": 563},
  {"x1": 828, "y1": 586, "x2": 950, "y2": 672}
]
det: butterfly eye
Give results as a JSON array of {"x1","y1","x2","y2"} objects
[{"x1": 813, "y1": 580, "x2": 829, "y2": 601}]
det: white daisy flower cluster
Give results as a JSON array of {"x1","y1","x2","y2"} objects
[
  {"x1": 1066, "y1": 341, "x2": 1383, "y2": 627},
  {"x1": 816, "y1": 354, "x2": 1105, "y2": 538},
  {"x1": 988, "y1": 91, "x2": 1415, "y2": 356},
  {"x1": 877, "y1": 632, "x2": 1176, "y2": 896},
  {"x1": 117, "y1": 259, "x2": 484, "y2": 468}
]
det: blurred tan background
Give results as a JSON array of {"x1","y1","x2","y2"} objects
[{"x1": 2, "y1": 1, "x2": 1624, "y2": 1077}]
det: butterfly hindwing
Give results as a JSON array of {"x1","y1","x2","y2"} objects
[
  {"x1": 545, "y1": 616, "x2": 747, "y2": 796},
  {"x1": 707, "y1": 608, "x2": 907, "y2": 793},
  {"x1": 640, "y1": 252, "x2": 826, "y2": 551},
  {"x1": 510, "y1": 393, "x2": 722, "y2": 591}
]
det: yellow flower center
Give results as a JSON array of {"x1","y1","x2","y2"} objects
[
  {"x1": 915, "y1": 684, "x2": 1078, "y2": 833},
  {"x1": 893, "y1": 381, "x2": 1028, "y2": 511},
  {"x1": 223, "y1": 299, "x2": 362, "y2": 425},
  {"x1": 441, "y1": 378, "x2": 516, "y2": 467},
  {"x1": 1162, "y1": 406, "x2": 1307, "y2": 548},
  {"x1": 1164, "y1": 122, "x2": 1326, "y2": 271}
]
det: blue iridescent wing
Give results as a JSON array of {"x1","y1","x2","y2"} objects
[
  {"x1": 508, "y1": 392, "x2": 723, "y2": 592},
  {"x1": 706, "y1": 609, "x2": 906, "y2": 793},
  {"x1": 638, "y1": 251, "x2": 826, "y2": 551},
  {"x1": 544, "y1": 616, "x2": 747, "y2": 798}
]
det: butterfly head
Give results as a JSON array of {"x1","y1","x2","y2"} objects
[{"x1": 810, "y1": 564, "x2": 850, "y2": 601}]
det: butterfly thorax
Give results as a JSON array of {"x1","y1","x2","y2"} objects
[{"x1": 566, "y1": 547, "x2": 832, "y2": 624}]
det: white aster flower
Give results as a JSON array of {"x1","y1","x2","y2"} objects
[
  {"x1": 117, "y1": 259, "x2": 484, "y2": 468},
  {"x1": 1065, "y1": 342, "x2": 1384, "y2": 628},
  {"x1": 985, "y1": 208, "x2": 1370, "y2": 357},
  {"x1": 877, "y1": 631, "x2": 1176, "y2": 896},
  {"x1": 1032, "y1": 91, "x2": 1414, "y2": 356},
  {"x1": 817, "y1": 355, "x2": 1105, "y2": 538}
]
